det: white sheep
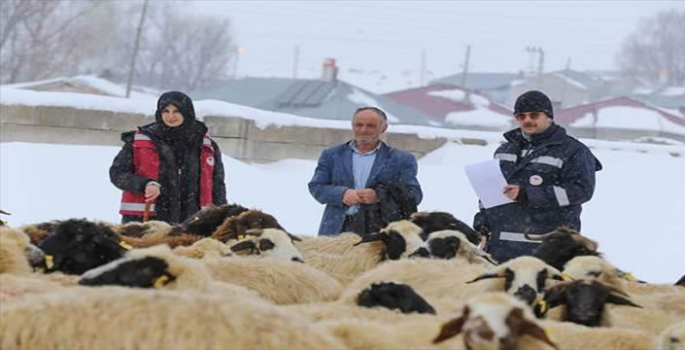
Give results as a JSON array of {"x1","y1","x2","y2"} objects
[
  {"x1": 0, "y1": 287, "x2": 347, "y2": 349},
  {"x1": 172, "y1": 236, "x2": 233, "y2": 259},
  {"x1": 656, "y1": 320, "x2": 685, "y2": 350}
]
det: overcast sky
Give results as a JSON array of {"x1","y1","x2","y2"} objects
[{"x1": 189, "y1": 0, "x2": 682, "y2": 89}]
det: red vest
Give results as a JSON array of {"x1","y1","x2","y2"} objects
[{"x1": 119, "y1": 131, "x2": 215, "y2": 217}]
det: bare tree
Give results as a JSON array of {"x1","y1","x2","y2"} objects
[
  {"x1": 132, "y1": 5, "x2": 234, "y2": 91},
  {"x1": 618, "y1": 9, "x2": 685, "y2": 85}
]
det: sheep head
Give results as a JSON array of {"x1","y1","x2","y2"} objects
[
  {"x1": 467, "y1": 256, "x2": 567, "y2": 314},
  {"x1": 353, "y1": 220, "x2": 426, "y2": 260},
  {"x1": 434, "y1": 292, "x2": 558, "y2": 350},
  {"x1": 211, "y1": 210, "x2": 285, "y2": 243},
  {"x1": 422, "y1": 229, "x2": 497, "y2": 265},
  {"x1": 527, "y1": 226, "x2": 600, "y2": 271},
  {"x1": 657, "y1": 320, "x2": 685, "y2": 350},
  {"x1": 179, "y1": 203, "x2": 249, "y2": 236},
  {"x1": 357, "y1": 281, "x2": 436, "y2": 315},
  {"x1": 38, "y1": 219, "x2": 129, "y2": 275},
  {"x1": 229, "y1": 228, "x2": 304, "y2": 263},
  {"x1": 543, "y1": 279, "x2": 641, "y2": 327},
  {"x1": 410, "y1": 211, "x2": 481, "y2": 245}
]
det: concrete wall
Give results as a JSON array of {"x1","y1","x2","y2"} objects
[{"x1": 1, "y1": 104, "x2": 452, "y2": 163}]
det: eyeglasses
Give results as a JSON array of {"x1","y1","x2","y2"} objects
[{"x1": 514, "y1": 112, "x2": 543, "y2": 121}]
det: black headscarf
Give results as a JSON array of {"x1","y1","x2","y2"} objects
[{"x1": 154, "y1": 91, "x2": 198, "y2": 144}]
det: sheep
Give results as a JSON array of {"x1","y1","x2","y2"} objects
[
  {"x1": 296, "y1": 220, "x2": 429, "y2": 284},
  {"x1": 78, "y1": 245, "x2": 258, "y2": 298},
  {"x1": 423, "y1": 229, "x2": 497, "y2": 265},
  {"x1": 538, "y1": 318, "x2": 658, "y2": 350},
  {"x1": 168, "y1": 203, "x2": 249, "y2": 236},
  {"x1": 524, "y1": 226, "x2": 601, "y2": 271},
  {"x1": 542, "y1": 279, "x2": 642, "y2": 327},
  {"x1": 229, "y1": 228, "x2": 305, "y2": 263},
  {"x1": 410, "y1": 210, "x2": 482, "y2": 245},
  {"x1": 0, "y1": 227, "x2": 45, "y2": 274},
  {"x1": 18, "y1": 220, "x2": 60, "y2": 245},
  {"x1": 37, "y1": 218, "x2": 129, "y2": 275},
  {"x1": 433, "y1": 292, "x2": 558, "y2": 350},
  {"x1": 0, "y1": 287, "x2": 347, "y2": 350},
  {"x1": 211, "y1": 209, "x2": 285, "y2": 242},
  {"x1": 656, "y1": 320, "x2": 685, "y2": 350},
  {"x1": 202, "y1": 256, "x2": 343, "y2": 304},
  {"x1": 466, "y1": 256, "x2": 568, "y2": 315}
]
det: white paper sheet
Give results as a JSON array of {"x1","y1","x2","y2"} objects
[{"x1": 464, "y1": 159, "x2": 514, "y2": 209}]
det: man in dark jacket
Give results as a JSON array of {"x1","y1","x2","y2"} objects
[
  {"x1": 309, "y1": 107, "x2": 423, "y2": 236},
  {"x1": 473, "y1": 90, "x2": 602, "y2": 262},
  {"x1": 110, "y1": 91, "x2": 227, "y2": 224}
]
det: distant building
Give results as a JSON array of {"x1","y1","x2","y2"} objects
[
  {"x1": 1, "y1": 74, "x2": 158, "y2": 99},
  {"x1": 384, "y1": 84, "x2": 513, "y2": 131},
  {"x1": 430, "y1": 72, "x2": 524, "y2": 103},
  {"x1": 191, "y1": 59, "x2": 443, "y2": 127},
  {"x1": 555, "y1": 96, "x2": 685, "y2": 143}
]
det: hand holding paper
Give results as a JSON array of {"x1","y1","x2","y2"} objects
[{"x1": 464, "y1": 159, "x2": 514, "y2": 209}]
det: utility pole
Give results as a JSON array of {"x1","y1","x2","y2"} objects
[
  {"x1": 537, "y1": 48, "x2": 545, "y2": 89},
  {"x1": 125, "y1": 0, "x2": 149, "y2": 98},
  {"x1": 420, "y1": 47, "x2": 426, "y2": 86},
  {"x1": 460, "y1": 45, "x2": 471, "y2": 88},
  {"x1": 293, "y1": 46, "x2": 299, "y2": 79},
  {"x1": 232, "y1": 45, "x2": 245, "y2": 79}
]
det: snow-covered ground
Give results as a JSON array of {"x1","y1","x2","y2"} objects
[{"x1": 1, "y1": 89, "x2": 684, "y2": 284}]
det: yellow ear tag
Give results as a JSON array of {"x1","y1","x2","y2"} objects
[
  {"x1": 543, "y1": 327, "x2": 554, "y2": 339},
  {"x1": 119, "y1": 241, "x2": 133, "y2": 250},
  {"x1": 537, "y1": 299, "x2": 549, "y2": 314},
  {"x1": 153, "y1": 275, "x2": 170, "y2": 289},
  {"x1": 561, "y1": 273, "x2": 573, "y2": 281},
  {"x1": 623, "y1": 272, "x2": 636, "y2": 281},
  {"x1": 237, "y1": 235, "x2": 245, "y2": 241},
  {"x1": 45, "y1": 255, "x2": 54, "y2": 269}
]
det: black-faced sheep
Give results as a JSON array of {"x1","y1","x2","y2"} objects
[
  {"x1": 229, "y1": 228, "x2": 304, "y2": 263},
  {"x1": 542, "y1": 279, "x2": 641, "y2": 327},
  {"x1": 353, "y1": 220, "x2": 428, "y2": 261},
  {"x1": 38, "y1": 219, "x2": 129, "y2": 275},
  {"x1": 211, "y1": 209, "x2": 285, "y2": 243},
  {"x1": 0, "y1": 227, "x2": 45, "y2": 274},
  {"x1": 467, "y1": 256, "x2": 567, "y2": 315},
  {"x1": 357, "y1": 281, "x2": 436, "y2": 315},
  {"x1": 169, "y1": 203, "x2": 249, "y2": 236},
  {"x1": 525, "y1": 226, "x2": 601, "y2": 271},
  {"x1": 422, "y1": 229, "x2": 497, "y2": 265},
  {"x1": 410, "y1": 210, "x2": 482, "y2": 245},
  {"x1": 433, "y1": 292, "x2": 558, "y2": 350}
]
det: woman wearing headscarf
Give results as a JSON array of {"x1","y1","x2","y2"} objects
[{"x1": 110, "y1": 91, "x2": 227, "y2": 224}]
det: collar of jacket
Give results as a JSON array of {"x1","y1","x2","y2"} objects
[{"x1": 504, "y1": 123, "x2": 565, "y2": 148}]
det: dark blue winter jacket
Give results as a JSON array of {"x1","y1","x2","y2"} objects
[
  {"x1": 309, "y1": 141, "x2": 423, "y2": 236},
  {"x1": 474, "y1": 124, "x2": 602, "y2": 260}
]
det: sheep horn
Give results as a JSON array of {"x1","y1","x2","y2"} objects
[
  {"x1": 606, "y1": 292, "x2": 642, "y2": 308},
  {"x1": 466, "y1": 271, "x2": 504, "y2": 284},
  {"x1": 286, "y1": 232, "x2": 302, "y2": 242},
  {"x1": 230, "y1": 240, "x2": 258, "y2": 254},
  {"x1": 409, "y1": 211, "x2": 428, "y2": 219},
  {"x1": 353, "y1": 232, "x2": 384, "y2": 246},
  {"x1": 245, "y1": 228, "x2": 264, "y2": 237},
  {"x1": 570, "y1": 233, "x2": 598, "y2": 252},
  {"x1": 0, "y1": 210, "x2": 11, "y2": 215},
  {"x1": 523, "y1": 229, "x2": 559, "y2": 241}
]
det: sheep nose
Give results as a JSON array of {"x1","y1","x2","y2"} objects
[
  {"x1": 409, "y1": 247, "x2": 430, "y2": 258},
  {"x1": 514, "y1": 285, "x2": 537, "y2": 305},
  {"x1": 291, "y1": 257, "x2": 305, "y2": 263}
]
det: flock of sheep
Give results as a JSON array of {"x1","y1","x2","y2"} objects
[{"x1": 1, "y1": 205, "x2": 684, "y2": 350}]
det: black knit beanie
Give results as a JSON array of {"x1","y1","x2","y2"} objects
[
  {"x1": 155, "y1": 91, "x2": 196, "y2": 125},
  {"x1": 514, "y1": 90, "x2": 553, "y2": 119}
]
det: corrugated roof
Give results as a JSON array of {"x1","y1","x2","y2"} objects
[
  {"x1": 191, "y1": 77, "x2": 443, "y2": 127},
  {"x1": 430, "y1": 72, "x2": 522, "y2": 90}
]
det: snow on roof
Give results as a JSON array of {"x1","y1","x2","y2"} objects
[
  {"x1": 571, "y1": 106, "x2": 685, "y2": 135},
  {"x1": 445, "y1": 108, "x2": 512, "y2": 128},
  {"x1": 427, "y1": 89, "x2": 491, "y2": 107},
  {"x1": 660, "y1": 86, "x2": 685, "y2": 97},
  {"x1": 553, "y1": 72, "x2": 588, "y2": 90},
  {"x1": 1, "y1": 75, "x2": 158, "y2": 99}
]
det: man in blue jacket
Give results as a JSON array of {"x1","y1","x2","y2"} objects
[
  {"x1": 474, "y1": 90, "x2": 602, "y2": 262},
  {"x1": 309, "y1": 107, "x2": 423, "y2": 236}
]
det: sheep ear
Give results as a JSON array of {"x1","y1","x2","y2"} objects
[
  {"x1": 511, "y1": 312, "x2": 559, "y2": 350},
  {"x1": 230, "y1": 240, "x2": 257, "y2": 253},
  {"x1": 433, "y1": 315, "x2": 466, "y2": 343},
  {"x1": 543, "y1": 285, "x2": 568, "y2": 310},
  {"x1": 606, "y1": 293, "x2": 642, "y2": 308},
  {"x1": 286, "y1": 232, "x2": 302, "y2": 242},
  {"x1": 466, "y1": 271, "x2": 503, "y2": 284},
  {"x1": 353, "y1": 232, "x2": 384, "y2": 246}
]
